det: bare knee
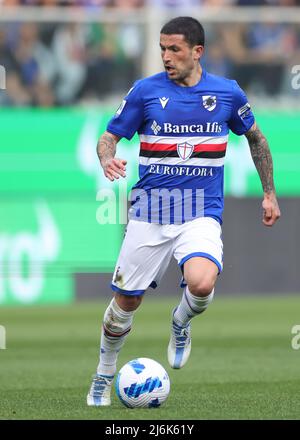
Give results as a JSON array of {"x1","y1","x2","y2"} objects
[
  {"x1": 188, "y1": 279, "x2": 215, "y2": 297},
  {"x1": 115, "y1": 293, "x2": 143, "y2": 312}
]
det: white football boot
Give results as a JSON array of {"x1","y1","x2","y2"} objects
[
  {"x1": 87, "y1": 373, "x2": 114, "y2": 406},
  {"x1": 167, "y1": 308, "x2": 191, "y2": 369}
]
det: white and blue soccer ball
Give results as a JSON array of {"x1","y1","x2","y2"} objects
[{"x1": 115, "y1": 357, "x2": 170, "y2": 408}]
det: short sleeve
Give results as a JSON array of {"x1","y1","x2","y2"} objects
[
  {"x1": 107, "y1": 81, "x2": 144, "y2": 140},
  {"x1": 228, "y1": 80, "x2": 255, "y2": 136}
]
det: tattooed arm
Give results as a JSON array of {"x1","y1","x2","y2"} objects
[
  {"x1": 245, "y1": 122, "x2": 281, "y2": 226},
  {"x1": 97, "y1": 131, "x2": 127, "y2": 182}
]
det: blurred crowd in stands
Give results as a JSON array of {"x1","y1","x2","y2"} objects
[
  {"x1": 1, "y1": 1, "x2": 300, "y2": 7},
  {"x1": 0, "y1": 0, "x2": 300, "y2": 106}
]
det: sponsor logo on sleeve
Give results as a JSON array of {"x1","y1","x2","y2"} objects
[
  {"x1": 238, "y1": 102, "x2": 251, "y2": 119},
  {"x1": 115, "y1": 99, "x2": 127, "y2": 117}
]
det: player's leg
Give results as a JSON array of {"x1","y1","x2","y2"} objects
[
  {"x1": 87, "y1": 293, "x2": 143, "y2": 407},
  {"x1": 87, "y1": 220, "x2": 173, "y2": 406},
  {"x1": 97, "y1": 293, "x2": 142, "y2": 377},
  {"x1": 169, "y1": 217, "x2": 223, "y2": 368},
  {"x1": 174, "y1": 256, "x2": 218, "y2": 326}
]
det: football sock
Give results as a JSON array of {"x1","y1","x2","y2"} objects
[
  {"x1": 173, "y1": 286, "x2": 214, "y2": 327},
  {"x1": 97, "y1": 298, "x2": 134, "y2": 377}
]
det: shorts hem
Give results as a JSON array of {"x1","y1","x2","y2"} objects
[
  {"x1": 178, "y1": 252, "x2": 222, "y2": 274},
  {"x1": 110, "y1": 284, "x2": 145, "y2": 296}
]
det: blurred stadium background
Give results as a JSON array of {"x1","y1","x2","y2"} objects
[{"x1": 0, "y1": 0, "x2": 300, "y2": 420}]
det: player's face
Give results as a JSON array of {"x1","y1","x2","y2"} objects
[{"x1": 160, "y1": 34, "x2": 203, "y2": 85}]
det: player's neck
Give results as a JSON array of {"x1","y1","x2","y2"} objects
[{"x1": 175, "y1": 64, "x2": 202, "y2": 87}]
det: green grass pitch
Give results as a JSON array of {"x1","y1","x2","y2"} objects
[{"x1": 0, "y1": 295, "x2": 300, "y2": 420}]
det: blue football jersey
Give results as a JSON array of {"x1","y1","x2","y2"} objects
[{"x1": 107, "y1": 69, "x2": 255, "y2": 224}]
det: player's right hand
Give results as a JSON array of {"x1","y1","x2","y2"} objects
[
  {"x1": 262, "y1": 193, "x2": 281, "y2": 227},
  {"x1": 101, "y1": 158, "x2": 127, "y2": 181}
]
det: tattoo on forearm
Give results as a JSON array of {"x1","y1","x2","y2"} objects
[
  {"x1": 97, "y1": 132, "x2": 116, "y2": 164},
  {"x1": 245, "y1": 125, "x2": 275, "y2": 194}
]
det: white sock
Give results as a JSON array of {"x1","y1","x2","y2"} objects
[
  {"x1": 173, "y1": 286, "x2": 214, "y2": 327},
  {"x1": 97, "y1": 298, "x2": 134, "y2": 377}
]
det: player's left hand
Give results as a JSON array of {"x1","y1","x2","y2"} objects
[{"x1": 262, "y1": 193, "x2": 281, "y2": 227}]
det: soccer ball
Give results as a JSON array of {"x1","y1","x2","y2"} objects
[{"x1": 115, "y1": 357, "x2": 170, "y2": 408}]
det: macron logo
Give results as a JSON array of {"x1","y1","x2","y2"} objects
[
  {"x1": 159, "y1": 97, "x2": 169, "y2": 109},
  {"x1": 151, "y1": 120, "x2": 161, "y2": 135}
]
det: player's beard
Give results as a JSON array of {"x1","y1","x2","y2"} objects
[{"x1": 165, "y1": 62, "x2": 195, "y2": 85}]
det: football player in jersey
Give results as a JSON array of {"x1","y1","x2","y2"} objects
[{"x1": 87, "y1": 16, "x2": 281, "y2": 406}]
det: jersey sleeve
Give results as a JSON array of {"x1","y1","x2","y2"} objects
[
  {"x1": 107, "y1": 81, "x2": 144, "y2": 140},
  {"x1": 228, "y1": 80, "x2": 255, "y2": 136}
]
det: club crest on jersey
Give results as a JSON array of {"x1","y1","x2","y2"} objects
[
  {"x1": 177, "y1": 142, "x2": 194, "y2": 161},
  {"x1": 202, "y1": 95, "x2": 217, "y2": 111}
]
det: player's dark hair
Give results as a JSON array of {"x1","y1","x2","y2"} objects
[{"x1": 160, "y1": 17, "x2": 205, "y2": 47}]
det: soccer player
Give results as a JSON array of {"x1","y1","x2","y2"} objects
[{"x1": 87, "y1": 16, "x2": 281, "y2": 406}]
